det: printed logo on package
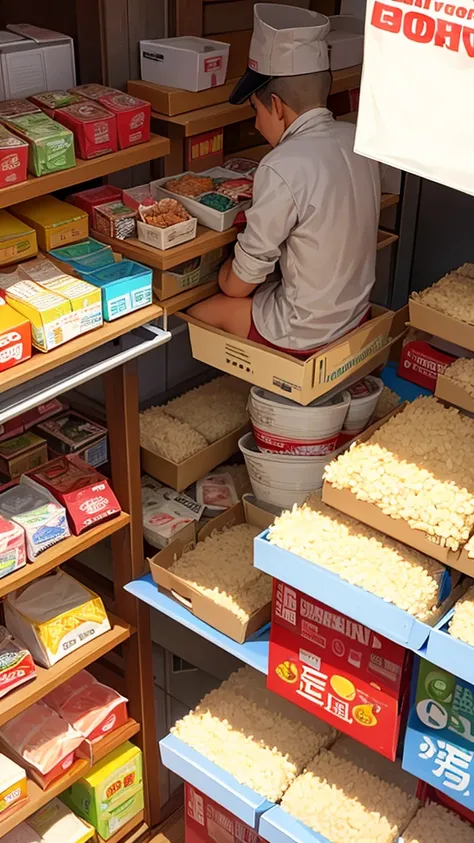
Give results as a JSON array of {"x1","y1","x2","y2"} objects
[{"x1": 402, "y1": 660, "x2": 474, "y2": 808}]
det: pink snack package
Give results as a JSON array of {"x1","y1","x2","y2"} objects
[
  {"x1": 0, "y1": 626, "x2": 35, "y2": 699},
  {"x1": 0, "y1": 701, "x2": 83, "y2": 789},
  {"x1": 196, "y1": 472, "x2": 238, "y2": 512},
  {"x1": 0, "y1": 514, "x2": 26, "y2": 579},
  {"x1": 44, "y1": 670, "x2": 129, "y2": 742}
]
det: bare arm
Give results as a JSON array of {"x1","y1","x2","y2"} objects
[{"x1": 218, "y1": 256, "x2": 259, "y2": 298}]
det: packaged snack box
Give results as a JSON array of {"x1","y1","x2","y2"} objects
[
  {"x1": 36, "y1": 411, "x2": 108, "y2": 468},
  {"x1": 12, "y1": 196, "x2": 89, "y2": 252},
  {"x1": 20, "y1": 257, "x2": 103, "y2": 335},
  {"x1": 0, "y1": 515, "x2": 26, "y2": 578},
  {"x1": 4, "y1": 569, "x2": 111, "y2": 667},
  {"x1": 0, "y1": 210, "x2": 37, "y2": 266},
  {"x1": 0, "y1": 626, "x2": 35, "y2": 698},
  {"x1": 1, "y1": 279, "x2": 76, "y2": 352},
  {"x1": 27, "y1": 798, "x2": 95, "y2": 843},
  {"x1": 0, "y1": 99, "x2": 41, "y2": 121},
  {"x1": 84, "y1": 260, "x2": 152, "y2": 322},
  {"x1": 69, "y1": 185, "x2": 123, "y2": 226},
  {"x1": 94, "y1": 202, "x2": 137, "y2": 240},
  {"x1": 0, "y1": 753, "x2": 27, "y2": 817},
  {"x1": 45, "y1": 671, "x2": 128, "y2": 742},
  {"x1": 70, "y1": 84, "x2": 120, "y2": 101},
  {"x1": 30, "y1": 454, "x2": 121, "y2": 535},
  {"x1": 21, "y1": 399, "x2": 67, "y2": 431},
  {"x1": 5, "y1": 113, "x2": 76, "y2": 177},
  {"x1": 0, "y1": 477, "x2": 69, "y2": 560},
  {"x1": 29, "y1": 90, "x2": 85, "y2": 119},
  {"x1": 49, "y1": 238, "x2": 115, "y2": 272},
  {"x1": 62, "y1": 741, "x2": 143, "y2": 840},
  {"x1": 98, "y1": 93, "x2": 151, "y2": 149},
  {"x1": 0, "y1": 298, "x2": 31, "y2": 372},
  {"x1": 0, "y1": 432, "x2": 48, "y2": 479},
  {"x1": 0, "y1": 125, "x2": 28, "y2": 188},
  {"x1": 55, "y1": 102, "x2": 118, "y2": 160},
  {"x1": 0, "y1": 417, "x2": 24, "y2": 443},
  {"x1": 122, "y1": 184, "x2": 154, "y2": 211}
]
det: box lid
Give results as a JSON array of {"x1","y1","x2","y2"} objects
[
  {"x1": 6, "y1": 113, "x2": 73, "y2": 141},
  {"x1": 0, "y1": 210, "x2": 35, "y2": 240}
]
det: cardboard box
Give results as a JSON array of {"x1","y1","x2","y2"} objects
[
  {"x1": 0, "y1": 754, "x2": 27, "y2": 818},
  {"x1": 55, "y1": 102, "x2": 118, "y2": 160},
  {"x1": 36, "y1": 411, "x2": 108, "y2": 468},
  {"x1": 141, "y1": 420, "x2": 250, "y2": 492},
  {"x1": 127, "y1": 78, "x2": 238, "y2": 117},
  {"x1": 179, "y1": 305, "x2": 397, "y2": 406},
  {"x1": 1, "y1": 279, "x2": 81, "y2": 352},
  {"x1": 0, "y1": 124, "x2": 28, "y2": 188},
  {"x1": 435, "y1": 372, "x2": 474, "y2": 415},
  {"x1": 0, "y1": 25, "x2": 76, "y2": 101},
  {"x1": 185, "y1": 129, "x2": 224, "y2": 173},
  {"x1": 148, "y1": 499, "x2": 273, "y2": 643},
  {"x1": 12, "y1": 196, "x2": 89, "y2": 252},
  {"x1": 83, "y1": 260, "x2": 152, "y2": 322},
  {"x1": 21, "y1": 398, "x2": 67, "y2": 430},
  {"x1": 70, "y1": 185, "x2": 123, "y2": 226},
  {"x1": 29, "y1": 90, "x2": 85, "y2": 118},
  {"x1": 137, "y1": 215, "x2": 197, "y2": 251},
  {"x1": 140, "y1": 37, "x2": 230, "y2": 92},
  {"x1": 94, "y1": 202, "x2": 137, "y2": 241},
  {"x1": 70, "y1": 84, "x2": 120, "y2": 101},
  {"x1": 410, "y1": 297, "x2": 474, "y2": 353},
  {"x1": 398, "y1": 339, "x2": 455, "y2": 391},
  {"x1": 0, "y1": 298, "x2": 31, "y2": 372},
  {"x1": 6, "y1": 112, "x2": 75, "y2": 176},
  {"x1": 268, "y1": 581, "x2": 410, "y2": 760},
  {"x1": 0, "y1": 210, "x2": 37, "y2": 266},
  {"x1": 98, "y1": 93, "x2": 151, "y2": 149},
  {"x1": 27, "y1": 799, "x2": 95, "y2": 843},
  {"x1": 49, "y1": 238, "x2": 115, "y2": 273},
  {"x1": 61, "y1": 741, "x2": 144, "y2": 841},
  {"x1": 30, "y1": 454, "x2": 121, "y2": 535},
  {"x1": 185, "y1": 783, "x2": 265, "y2": 843},
  {"x1": 402, "y1": 658, "x2": 474, "y2": 809},
  {"x1": 0, "y1": 431, "x2": 47, "y2": 479},
  {"x1": 154, "y1": 247, "x2": 224, "y2": 300}
]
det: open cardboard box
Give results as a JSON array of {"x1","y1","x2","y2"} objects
[
  {"x1": 148, "y1": 499, "x2": 275, "y2": 643},
  {"x1": 409, "y1": 297, "x2": 474, "y2": 353},
  {"x1": 141, "y1": 421, "x2": 250, "y2": 492},
  {"x1": 435, "y1": 372, "x2": 474, "y2": 415},
  {"x1": 178, "y1": 305, "x2": 400, "y2": 406},
  {"x1": 322, "y1": 404, "x2": 461, "y2": 566}
]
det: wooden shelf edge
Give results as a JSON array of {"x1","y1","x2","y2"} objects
[
  {"x1": 0, "y1": 719, "x2": 141, "y2": 837},
  {"x1": 0, "y1": 136, "x2": 170, "y2": 209},
  {"x1": 0, "y1": 613, "x2": 132, "y2": 728},
  {"x1": 0, "y1": 513, "x2": 130, "y2": 600},
  {"x1": 92, "y1": 227, "x2": 237, "y2": 271},
  {"x1": 377, "y1": 229, "x2": 399, "y2": 250},
  {"x1": 381, "y1": 193, "x2": 400, "y2": 211}
]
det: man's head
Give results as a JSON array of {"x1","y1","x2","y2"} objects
[{"x1": 250, "y1": 70, "x2": 331, "y2": 147}]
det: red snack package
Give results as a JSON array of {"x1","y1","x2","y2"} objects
[
  {"x1": 45, "y1": 670, "x2": 129, "y2": 742},
  {"x1": 98, "y1": 93, "x2": 151, "y2": 149},
  {"x1": 55, "y1": 102, "x2": 118, "y2": 160},
  {"x1": 0, "y1": 626, "x2": 36, "y2": 699}
]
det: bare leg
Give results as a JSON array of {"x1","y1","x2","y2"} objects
[{"x1": 188, "y1": 293, "x2": 252, "y2": 338}]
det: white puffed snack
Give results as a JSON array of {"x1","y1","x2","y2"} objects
[
  {"x1": 171, "y1": 666, "x2": 337, "y2": 802},
  {"x1": 164, "y1": 376, "x2": 250, "y2": 443},
  {"x1": 324, "y1": 397, "x2": 474, "y2": 551},
  {"x1": 444, "y1": 358, "x2": 474, "y2": 398},
  {"x1": 449, "y1": 585, "x2": 474, "y2": 646},
  {"x1": 268, "y1": 496, "x2": 445, "y2": 619},
  {"x1": 169, "y1": 524, "x2": 272, "y2": 622},
  {"x1": 403, "y1": 802, "x2": 474, "y2": 843},
  {"x1": 139, "y1": 406, "x2": 207, "y2": 463},
  {"x1": 281, "y1": 749, "x2": 418, "y2": 843},
  {"x1": 374, "y1": 386, "x2": 401, "y2": 421},
  {"x1": 411, "y1": 269, "x2": 474, "y2": 324}
]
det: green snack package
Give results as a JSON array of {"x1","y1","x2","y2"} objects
[{"x1": 6, "y1": 113, "x2": 76, "y2": 177}]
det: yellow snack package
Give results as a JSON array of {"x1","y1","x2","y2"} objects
[
  {"x1": 0, "y1": 210, "x2": 37, "y2": 267},
  {"x1": 11, "y1": 196, "x2": 88, "y2": 252}
]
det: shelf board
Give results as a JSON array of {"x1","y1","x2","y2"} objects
[
  {"x1": 377, "y1": 229, "x2": 398, "y2": 250},
  {"x1": 0, "y1": 304, "x2": 162, "y2": 395},
  {"x1": 125, "y1": 575, "x2": 269, "y2": 674},
  {"x1": 0, "y1": 135, "x2": 170, "y2": 209},
  {"x1": 381, "y1": 193, "x2": 400, "y2": 211},
  {"x1": 0, "y1": 719, "x2": 140, "y2": 837},
  {"x1": 149, "y1": 809, "x2": 184, "y2": 843},
  {"x1": 96, "y1": 812, "x2": 146, "y2": 843},
  {"x1": 0, "y1": 613, "x2": 132, "y2": 727},
  {"x1": 93, "y1": 226, "x2": 237, "y2": 271},
  {"x1": 0, "y1": 513, "x2": 130, "y2": 600}
]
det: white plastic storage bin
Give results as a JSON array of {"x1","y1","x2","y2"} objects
[
  {"x1": 328, "y1": 15, "x2": 364, "y2": 70},
  {"x1": 140, "y1": 36, "x2": 229, "y2": 91},
  {"x1": 137, "y1": 216, "x2": 197, "y2": 251},
  {"x1": 0, "y1": 24, "x2": 76, "y2": 100},
  {"x1": 151, "y1": 168, "x2": 251, "y2": 233}
]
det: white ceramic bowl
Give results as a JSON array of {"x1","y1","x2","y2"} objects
[{"x1": 343, "y1": 376, "x2": 383, "y2": 433}]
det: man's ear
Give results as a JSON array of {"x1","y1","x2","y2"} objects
[{"x1": 271, "y1": 93, "x2": 285, "y2": 120}]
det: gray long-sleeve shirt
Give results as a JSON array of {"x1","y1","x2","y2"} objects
[{"x1": 232, "y1": 107, "x2": 381, "y2": 350}]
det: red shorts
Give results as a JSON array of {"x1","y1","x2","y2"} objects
[{"x1": 247, "y1": 310, "x2": 371, "y2": 361}]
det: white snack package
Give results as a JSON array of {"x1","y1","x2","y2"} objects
[
  {"x1": 196, "y1": 472, "x2": 239, "y2": 512},
  {"x1": 141, "y1": 475, "x2": 204, "y2": 549},
  {"x1": 0, "y1": 477, "x2": 69, "y2": 560}
]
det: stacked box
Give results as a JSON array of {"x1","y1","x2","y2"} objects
[
  {"x1": 98, "y1": 93, "x2": 151, "y2": 149},
  {"x1": 0, "y1": 432, "x2": 48, "y2": 479},
  {"x1": 0, "y1": 210, "x2": 37, "y2": 266},
  {"x1": 6, "y1": 113, "x2": 76, "y2": 176},
  {"x1": 83, "y1": 260, "x2": 152, "y2": 321},
  {"x1": 49, "y1": 238, "x2": 115, "y2": 273},
  {"x1": 55, "y1": 102, "x2": 118, "y2": 160},
  {"x1": 12, "y1": 195, "x2": 89, "y2": 252},
  {"x1": 29, "y1": 90, "x2": 85, "y2": 119},
  {"x1": 0, "y1": 125, "x2": 28, "y2": 188},
  {"x1": 69, "y1": 185, "x2": 123, "y2": 226},
  {"x1": 94, "y1": 202, "x2": 137, "y2": 240},
  {"x1": 37, "y1": 411, "x2": 108, "y2": 468}
]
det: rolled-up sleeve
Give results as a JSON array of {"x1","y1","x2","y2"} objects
[{"x1": 232, "y1": 164, "x2": 298, "y2": 285}]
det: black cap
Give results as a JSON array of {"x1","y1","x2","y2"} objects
[{"x1": 229, "y1": 68, "x2": 273, "y2": 105}]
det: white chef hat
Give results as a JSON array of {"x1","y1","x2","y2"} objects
[{"x1": 230, "y1": 3, "x2": 330, "y2": 105}]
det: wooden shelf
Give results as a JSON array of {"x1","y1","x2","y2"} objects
[
  {"x1": 0, "y1": 136, "x2": 170, "y2": 209},
  {"x1": 96, "y1": 811, "x2": 146, "y2": 843},
  {"x1": 149, "y1": 810, "x2": 184, "y2": 843},
  {"x1": 93, "y1": 227, "x2": 237, "y2": 271},
  {"x1": 0, "y1": 613, "x2": 132, "y2": 727},
  {"x1": 381, "y1": 193, "x2": 400, "y2": 211},
  {"x1": 0, "y1": 513, "x2": 130, "y2": 600},
  {"x1": 377, "y1": 229, "x2": 399, "y2": 250},
  {"x1": 331, "y1": 65, "x2": 362, "y2": 95},
  {"x1": 0, "y1": 719, "x2": 140, "y2": 837},
  {"x1": 0, "y1": 304, "x2": 162, "y2": 395}
]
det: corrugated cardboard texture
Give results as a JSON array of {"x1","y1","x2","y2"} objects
[
  {"x1": 128, "y1": 79, "x2": 238, "y2": 117},
  {"x1": 148, "y1": 500, "x2": 274, "y2": 643},
  {"x1": 409, "y1": 298, "x2": 474, "y2": 353},
  {"x1": 435, "y1": 373, "x2": 474, "y2": 415}
]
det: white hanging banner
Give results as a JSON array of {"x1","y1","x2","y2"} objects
[{"x1": 354, "y1": 0, "x2": 474, "y2": 195}]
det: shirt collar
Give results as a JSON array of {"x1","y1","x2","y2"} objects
[{"x1": 279, "y1": 107, "x2": 332, "y2": 144}]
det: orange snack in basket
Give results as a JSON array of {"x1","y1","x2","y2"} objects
[
  {"x1": 141, "y1": 198, "x2": 189, "y2": 229},
  {"x1": 165, "y1": 174, "x2": 214, "y2": 198}
]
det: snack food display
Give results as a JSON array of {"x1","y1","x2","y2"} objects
[
  {"x1": 403, "y1": 801, "x2": 474, "y2": 843},
  {"x1": 165, "y1": 174, "x2": 214, "y2": 198},
  {"x1": 44, "y1": 670, "x2": 128, "y2": 741},
  {"x1": 36, "y1": 411, "x2": 108, "y2": 468},
  {"x1": 55, "y1": 102, "x2": 118, "y2": 160},
  {"x1": 199, "y1": 192, "x2": 235, "y2": 212},
  {"x1": 26, "y1": 799, "x2": 95, "y2": 843},
  {"x1": 29, "y1": 90, "x2": 85, "y2": 118},
  {"x1": 0, "y1": 515, "x2": 26, "y2": 579},
  {"x1": 141, "y1": 475, "x2": 203, "y2": 549},
  {"x1": 411, "y1": 266, "x2": 474, "y2": 324},
  {"x1": 0, "y1": 99, "x2": 41, "y2": 120},
  {"x1": 97, "y1": 93, "x2": 151, "y2": 149},
  {"x1": 139, "y1": 198, "x2": 189, "y2": 228},
  {"x1": 0, "y1": 125, "x2": 28, "y2": 188},
  {"x1": 94, "y1": 201, "x2": 137, "y2": 240},
  {"x1": 6, "y1": 113, "x2": 76, "y2": 177},
  {"x1": 0, "y1": 478, "x2": 69, "y2": 560},
  {"x1": 0, "y1": 431, "x2": 48, "y2": 479},
  {"x1": 140, "y1": 407, "x2": 208, "y2": 463},
  {"x1": 216, "y1": 177, "x2": 253, "y2": 201},
  {"x1": 0, "y1": 626, "x2": 35, "y2": 699}
]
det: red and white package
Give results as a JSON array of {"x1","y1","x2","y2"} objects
[
  {"x1": 55, "y1": 102, "x2": 118, "y2": 160},
  {"x1": 0, "y1": 701, "x2": 83, "y2": 789},
  {"x1": 44, "y1": 670, "x2": 128, "y2": 742},
  {"x1": 98, "y1": 93, "x2": 151, "y2": 149},
  {"x1": 398, "y1": 340, "x2": 455, "y2": 391},
  {"x1": 0, "y1": 626, "x2": 35, "y2": 699},
  {"x1": 29, "y1": 455, "x2": 121, "y2": 535},
  {"x1": 21, "y1": 399, "x2": 67, "y2": 430},
  {"x1": 216, "y1": 178, "x2": 253, "y2": 201},
  {"x1": 70, "y1": 83, "x2": 120, "y2": 101},
  {"x1": 196, "y1": 472, "x2": 239, "y2": 512}
]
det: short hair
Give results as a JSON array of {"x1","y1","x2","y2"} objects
[{"x1": 255, "y1": 71, "x2": 332, "y2": 114}]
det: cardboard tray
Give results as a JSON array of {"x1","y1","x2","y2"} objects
[
  {"x1": 409, "y1": 298, "x2": 474, "y2": 353},
  {"x1": 179, "y1": 306, "x2": 404, "y2": 406},
  {"x1": 435, "y1": 372, "x2": 474, "y2": 415},
  {"x1": 159, "y1": 734, "x2": 273, "y2": 829},
  {"x1": 148, "y1": 499, "x2": 275, "y2": 644},
  {"x1": 426, "y1": 608, "x2": 474, "y2": 686},
  {"x1": 141, "y1": 421, "x2": 250, "y2": 492}
]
